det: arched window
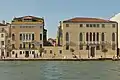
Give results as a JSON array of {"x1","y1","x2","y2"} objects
[
  {"x1": 86, "y1": 32, "x2": 89, "y2": 41},
  {"x1": 97, "y1": 32, "x2": 99, "y2": 41},
  {"x1": 93, "y1": 32, "x2": 95, "y2": 41},
  {"x1": 101, "y1": 33, "x2": 104, "y2": 41},
  {"x1": 112, "y1": 33, "x2": 115, "y2": 41},
  {"x1": 12, "y1": 34, "x2": 15, "y2": 41},
  {"x1": 79, "y1": 33, "x2": 83, "y2": 41},
  {"x1": 66, "y1": 32, "x2": 69, "y2": 42},
  {"x1": 90, "y1": 32, "x2": 92, "y2": 41}
]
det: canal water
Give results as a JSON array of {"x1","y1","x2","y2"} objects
[{"x1": 0, "y1": 61, "x2": 120, "y2": 80}]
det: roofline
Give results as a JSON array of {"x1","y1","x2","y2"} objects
[
  {"x1": 63, "y1": 21, "x2": 117, "y2": 23},
  {"x1": 63, "y1": 17, "x2": 117, "y2": 23}
]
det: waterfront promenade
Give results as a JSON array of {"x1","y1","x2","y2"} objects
[{"x1": 0, "y1": 54, "x2": 119, "y2": 61}]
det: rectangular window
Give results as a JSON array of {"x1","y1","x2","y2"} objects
[
  {"x1": 80, "y1": 24, "x2": 83, "y2": 27},
  {"x1": 97, "y1": 24, "x2": 99, "y2": 27},
  {"x1": 112, "y1": 24, "x2": 115, "y2": 28},
  {"x1": 50, "y1": 50, "x2": 52, "y2": 54},
  {"x1": 86, "y1": 24, "x2": 89, "y2": 27},
  {"x1": 90, "y1": 24, "x2": 92, "y2": 27},
  {"x1": 1, "y1": 34, "x2": 4, "y2": 37},
  {"x1": 40, "y1": 34, "x2": 42, "y2": 40},
  {"x1": 102, "y1": 24, "x2": 105, "y2": 28},
  {"x1": 93, "y1": 24, "x2": 96, "y2": 27},
  {"x1": 1, "y1": 41, "x2": 4, "y2": 45},
  {"x1": 66, "y1": 24, "x2": 69, "y2": 27},
  {"x1": 20, "y1": 34, "x2": 22, "y2": 40},
  {"x1": 32, "y1": 34, "x2": 34, "y2": 40},
  {"x1": 59, "y1": 50, "x2": 62, "y2": 54}
]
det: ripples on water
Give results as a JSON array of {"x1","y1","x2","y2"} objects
[{"x1": 0, "y1": 61, "x2": 120, "y2": 80}]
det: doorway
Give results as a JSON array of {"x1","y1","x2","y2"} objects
[
  {"x1": 90, "y1": 47, "x2": 95, "y2": 57},
  {"x1": 25, "y1": 51, "x2": 29, "y2": 58}
]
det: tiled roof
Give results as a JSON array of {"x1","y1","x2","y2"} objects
[
  {"x1": 63, "y1": 17, "x2": 117, "y2": 23},
  {"x1": 13, "y1": 16, "x2": 43, "y2": 21}
]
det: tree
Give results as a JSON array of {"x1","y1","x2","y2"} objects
[
  {"x1": 39, "y1": 48, "x2": 44, "y2": 57},
  {"x1": 102, "y1": 48, "x2": 108, "y2": 58}
]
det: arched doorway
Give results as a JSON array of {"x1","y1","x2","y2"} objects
[{"x1": 25, "y1": 51, "x2": 29, "y2": 58}]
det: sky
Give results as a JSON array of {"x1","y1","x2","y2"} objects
[{"x1": 0, "y1": 0, "x2": 120, "y2": 38}]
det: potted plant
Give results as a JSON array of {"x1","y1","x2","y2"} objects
[{"x1": 102, "y1": 48, "x2": 108, "y2": 58}]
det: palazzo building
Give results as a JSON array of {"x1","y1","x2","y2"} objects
[
  {"x1": 11, "y1": 16, "x2": 47, "y2": 58},
  {"x1": 58, "y1": 17, "x2": 118, "y2": 58}
]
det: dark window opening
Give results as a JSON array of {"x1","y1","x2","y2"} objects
[
  {"x1": 86, "y1": 33, "x2": 89, "y2": 41},
  {"x1": 112, "y1": 33, "x2": 115, "y2": 41},
  {"x1": 20, "y1": 51, "x2": 22, "y2": 55},
  {"x1": 86, "y1": 45, "x2": 89, "y2": 50},
  {"x1": 20, "y1": 34, "x2": 22, "y2": 40},
  {"x1": 80, "y1": 24, "x2": 83, "y2": 27},
  {"x1": 59, "y1": 50, "x2": 62, "y2": 54},
  {"x1": 101, "y1": 33, "x2": 104, "y2": 41},
  {"x1": 32, "y1": 34, "x2": 34, "y2": 40},
  {"x1": 93, "y1": 32, "x2": 95, "y2": 41},
  {"x1": 97, "y1": 32, "x2": 99, "y2": 41},
  {"x1": 40, "y1": 34, "x2": 42, "y2": 40},
  {"x1": 90, "y1": 32, "x2": 92, "y2": 41},
  {"x1": 50, "y1": 50, "x2": 52, "y2": 54}
]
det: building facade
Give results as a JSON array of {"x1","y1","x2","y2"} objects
[
  {"x1": 110, "y1": 13, "x2": 120, "y2": 56},
  {"x1": 0, "y1": 23, "x2": 10, "y2": 58},
  {"x1": 11, "y1": 16, "x2": 46, "y2": 58},
  {"x1": 58, "y1": 17, "x2": 118, "y2": 58}
]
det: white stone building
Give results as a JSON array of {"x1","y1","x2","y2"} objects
[{"x1": 110, "y1": 13, "x2": 120, "y2": 56}]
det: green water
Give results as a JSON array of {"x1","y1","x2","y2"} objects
[{"x1": 0, "y1": 61, "x2": 120, "y2": 80}]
